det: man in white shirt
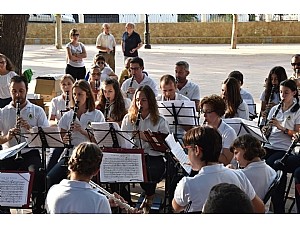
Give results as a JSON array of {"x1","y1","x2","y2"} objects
[{"x1": 96, "y1": 23, "x2": 117, "y2": 72}]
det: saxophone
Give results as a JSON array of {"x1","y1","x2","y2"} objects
[{"x1": 263, "y1": 99, "x2": 283, "y2": 140}]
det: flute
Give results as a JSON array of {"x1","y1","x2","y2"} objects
[{"x1": 89, "y1": 180, "x2": 137, "y2": 213}]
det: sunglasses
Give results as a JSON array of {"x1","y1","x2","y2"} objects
[
  {"x1": 291, "y1": 62, "x2": 300, "y2": 67},
  {"x1": 72, "y1": 34, "x2": 80, "y2": 37},
  {"x1": 97, "y1": 61, "x2": 105, "y2": 65}
]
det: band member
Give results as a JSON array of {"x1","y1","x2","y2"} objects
[
  {"x1": 87, "y1": 64, "x2": 102, "y2": 101},
  {"x1": 263, "y1": 79, "x2": 300, "y2": 213},
  {"x1": 96, "y1": 78, "x2": 131, "y2": 125},
  {"x1": 200, "y1": 94, "x2": 237, "y2": 166},
  {"x1": 229, "y1": 134, "x2": 277, "y2": 212},
  {"x1": 172, "y1": 126, "x2": 265, "y2": 213},
  {"x1": 0, "y1": 76, "x2": 49, "y2": 214},
  {"x1": 121, "y1": 85, "x2": 170, "y2": 213},
  {"x1": 46, "y1": 80, "x2": 105, "y2": 191},
  {"x1": 45, "y1": 142, "x2": 136, "y2": 214}
]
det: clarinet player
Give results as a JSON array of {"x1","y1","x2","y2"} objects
[
  {"x1": 262, "y1": 79, "x2": 300, "y2": 213},
  {"x1": 0, "y1": 76, "x2": 49, "y2": 214},
  {"x1": 121, "y1": 85, "x2": 170, "y2": 213}
]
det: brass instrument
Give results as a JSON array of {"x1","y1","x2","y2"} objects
[
  {"x1": 263, "y1": 99, "x2": 283, "y2": 140},
  {"x1": 15, "y1": 99, "x2": 23, "y2": 161},
  {"x1": 104, "y1": 97, "x2": 110, "y2": 121},
  {"x1": 260, "y1": 85, "x2": 276, "y2": 127},
  {"x1": 89, "y1": 180, "x2": 137, "y2": 213}
]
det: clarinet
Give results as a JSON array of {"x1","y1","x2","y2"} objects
[
  {"x1": 263, "y1": 99, "x2": 283, "y2": 140},
  {"x1": 104, "y1": 97, "x2": 110, "y2": 121},
  {"x1": 135, "y1": 107, "x2": 143, "y2": 130},
  {"x1": 15, "y1": 99, "x2": 23, "y2": 161},
  {"x1": 65, "y1": 91, "x2": 70, "y2": 110},
  {"x1": 95, "y1": 79, "x2": 100, "y2": 91},
  {"x1": 127, "y1": 75, "x2": 135, "y2": 95},
  {"x1": 273, "y1": 136, "x2": 300, "y2": 171},
  {"x1": 260, "y1": 85, "x2": 276, "y2": 127}
]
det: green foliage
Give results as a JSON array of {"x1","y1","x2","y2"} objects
[{"x1": 177, "y1": 14, "x2": 198, "y2": 22}]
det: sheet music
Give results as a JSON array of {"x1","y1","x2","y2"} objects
[
  {"x1": 25, "y1": 126, "x2": 64, "y2": 148},
  {"x1": 0, "y1": 142, "x2": 28, "y2": 160},
  {"x1": 100, "y1": 152, "x2": 144, "y2": 182},
  {"x1": 0, "y1": 172, "x2": 30, "y2": 207},
  {"x1": 157, "y1": 100, "x2": 198, "y2": 126},
  {"x1": 165, "y1": 133, "x2": 192, "y2": 174},
  {"x1": 91, "y1": 122, "x2": 133, "y2": 148}
]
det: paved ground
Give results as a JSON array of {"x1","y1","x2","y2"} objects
[{"x1": 11, "y1": 43, "x2": 299, "y2": 214}]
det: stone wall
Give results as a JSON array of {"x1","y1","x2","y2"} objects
[{"x1": 25, "y1": 21, "x2": 300, "y2": 45}]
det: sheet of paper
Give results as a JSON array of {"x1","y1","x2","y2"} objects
[
  {"x1": 165, "y1": 133, "x2": 191, "y2": 174},
  {"x1": 0, "y1": 142, "x2": 28, "y2": 160},
  {"x1": 0, "y1": 172, "x2": 31, "y2": 207}
]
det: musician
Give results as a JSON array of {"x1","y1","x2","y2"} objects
[
  {"x1": 46, "y1": 80, "x2": 105, "y2": 191},
  {"x1": 221, "y1": 77, "x2": 249, "y2": 120},
  {"x1": 121, "y1": 85, "x2": 170, "y2": 213},
  {"x1": 96, "y1": 78, "x2": 131, "y2": 125},
  {"x1": 46, "y1": 142, "x2": 131, "y2": 214},
  {"x1": 121, "y1": 57, "x2": 158, "y2": 100},
  {"x1": 199, "y1": 94, "x2": 237, "y2": 166},
  {"x1": 229, "y1": 134, "x2": 276, "y2": 212},
  {"x1": 262, "y1": 79, "x2": 300, "y2": 213},
  {"x1": 0, "y1": 75, "x2": 49, "y2": 214},
  {"x1": 259, "y1": 66, "x2": 287, "y2": 122},
  {"x1": 172, "y1": 126, "x2": 265, "y2": 213},
  {"x1": 87, "y1": 64, "x2": 102, "y2": 101}
]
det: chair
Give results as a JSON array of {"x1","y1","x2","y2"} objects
[
  {"x1": 284, "y1": 172, "x2": 296, "y2": 213},
  {"x1": 263, "y1": 170, "x2": 283, "y2": 204}
]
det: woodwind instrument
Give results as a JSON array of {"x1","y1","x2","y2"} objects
[
  {"x1": 95, "y1": 79, "x2": 100, "y2": 91},
  {"x1": 260, "y1": 85, "x2": 276, "y2": 127},
  {"x1": 263, "y1": 99, "x2": 283, "y2": 140},
  {"x1": 127, "y1": 75, "x2": 135, "y2": 95},
  {"x1": 89, "y1": 180, "x2": 137, "y2": 213},
  {"x1": 15, "y1": 99, "x2": 23, "y2": 161},
  {"x1": 104, "y1": 97, "x2": 110, "y2": 121},
  {"x1": 65, "y1": 91, "x2": 70, "y2": 110},
  {"x1": 135, "y1": 106, "x2": 143, "y2": 130}
]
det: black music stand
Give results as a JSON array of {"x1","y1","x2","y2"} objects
[
  {"x1": 157, "y1": 100, "x2": 199, "y2": 143},
  {"x1": 25, "y1": 126, "x2": 65, "y2": 209}
]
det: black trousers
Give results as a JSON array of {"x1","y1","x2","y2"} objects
[{"x1": 65, "y1": 64, "x2": 86, "y2": 81}]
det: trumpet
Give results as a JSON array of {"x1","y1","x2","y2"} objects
[
  {"x1": 89, "y1": 180, "x2": 137, "y2": 213},
  {"x1": 104, "y1": 97, "x2": 110, "y2": 121},
  {"x1": 15, "y1": 99, "x2": 23, "y2": 161},
  {"x1": 260, "y1": 85, "x2": 276, "y2": 127},
  {"x1": 263, "y1": 99, "x2": 283, "y2": 140}
]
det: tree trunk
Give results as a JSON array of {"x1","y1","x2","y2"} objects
[
  {"x1": 0, "y1": 14, "x2": 29, "y2": 75},
  {"x1": 231, "y1": 14, "x2": 238, "y2": 49},
  {"x1": 55, "y1": 14, "x2": 62, "y2": 49}
]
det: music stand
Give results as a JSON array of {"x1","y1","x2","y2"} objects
[
  {"x1": 157, "y1": 100, "x2": 199, "y2": 142},
  {"x1": 0, "y1": 171, "x2": 34, "y2": 209}
]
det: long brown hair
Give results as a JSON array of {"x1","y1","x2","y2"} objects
[
  {"x1": 0, "y1": 53, "x2": 15, "y2": 71},
  {"x1": 128, "y1": 85, "x2": 159, "y2": 125},
  {"x1": 72, "y1": 79, "x2": 95, "y2": 111}
]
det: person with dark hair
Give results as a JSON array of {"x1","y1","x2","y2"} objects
[
  {"x1": 65, "y1": 28, "x2": 87, "y2": 80},
  {"x1": 290, "y1": 54, "x2": 300, "y2": 79},
  {"x1": 202, "y1": 183, "x2": 254, "y2": 214},
  {"x1": 121, "y1": 57, "x2": 158, "y2": 100},
  {"x1": 200, "y1": 94, "x2": 237, "y2": 166},
  {"x1": 121, "y1": 85, "x2": 170, "y2": 213},
  {"x1": 172, "y1": 126, "x2": 265, "y2": 213},
  {"x1": 229, "y1": 134, "x2": 276, "y2": 212},
  {"x1": 262, "y1": 79, "x2": 300, "y2": 213},
  {"x1": 0, "y1": 75, "x2": 49, "y2": 214},
  {"x1": 175, "y1": 61, "x2": 200, "y2": 111},
  {"x1": 222, "y1": 77, "x2": 249, "y2": 120},
  {"x1": 0, "y1": 53, "x2": 18, "y2": 108}
]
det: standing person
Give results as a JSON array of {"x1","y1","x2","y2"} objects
[
  {"x1": 121, "y1": 23, "x2": 143, "y2": 62},
  {"x1": 0, "y1": 76, "x2": 49, "y2": 214},
  {"x1": 96, "y1": 23, "x2": 117, "y2": 72},
  {"x1": 65, "y1": 28, "x2": 87, "y2": 80},
  {"x1": 221, "y1": 77, "x2": 249, "y2": 120},
  {"x1": 121, "y1": 57, "x2": 158, "y2": 100},
  {"x1": 262, "y1": 79, "x2": 300, "y2": 213},
  {"x1": 175, "y1": 61, "x2": 200, "y2": 111},
  {"x1": 46, "y1": 80, "x2": 105, "y2": 191},
  {"x1": 121, "y1": 85, "x2": 170, "y2": 213},
  {"x1": 0, "y1": 53, "x2": 18, "y2": 108},
  {"x1": 172, "y1": 126, "x2": 265, "y2": 213},
  {"x1": 290, "y1": 54, "x2": 300, "y2": 79}
]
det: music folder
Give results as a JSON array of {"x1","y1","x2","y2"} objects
[
  {"x1": 0, "y1": 142, "x2": 28, "y2": 160},
  {"x1": 0, "y1": 171, "x2": 34, "y2": 208},
  {"x1": 143, "y1": 130, "x2": 169, "y2": 153}
]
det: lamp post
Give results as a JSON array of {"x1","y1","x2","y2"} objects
[{"x1": 144, "y1": 14, "x2": 151, "y2": 49}]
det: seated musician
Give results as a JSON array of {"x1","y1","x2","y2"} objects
[
  {"x1": 45, "y1": 142, "x2": 137, "y2": 214},
  {"x1": 46, "y1": 80, "x2": 105, "y2": 192},
  {"x1": 87, "y1": 64, "x2": 102, "y2": 101},
  {"x1": 172, "y1": 126, "x2": 265, "y2": 213},
  {"x1": 121, "y1": 85, "x2": 170, "y2": 213},
  {"x1": 0, "y1": 75, "x2": 49, "y2": 214}
]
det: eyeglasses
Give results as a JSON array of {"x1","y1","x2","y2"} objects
[
  {"x1": 291, "y1": 62, "x2": 300, "y2": 67},
  {"x1": 130, "y1": 67, "x2": 140, "y2": 71},
  {"x1": 200, "y1": 109, "x2": 215, "y2": 114},
  {"x1": 72, "y1": 34, "x2": 80, "y2": 37},
  {"x1": 97, "y1": 61, "x2": 105, "y2": 65}
]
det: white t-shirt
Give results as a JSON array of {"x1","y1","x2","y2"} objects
[
  {"x1": 96, "y1": 32, "x2": 116, "y2": 51},
  {"x1": 236, "y1": 100, "x2": 249, "y2": 120},
  {"x1": 173, "y1": 164, "x2": 256, "y2": 212},
  {"x1": 259, "y1": 90, "x2": 280, "y2": 104},
  {"x1": 0, "y1": 71, "x2": 17, "y2": 99},
  {"x1": 45, "y1": 179, "x2": 111, "y2": 214},
  {"x1": 66, "y1": 42, "x2": 85, "y2": 67},
  {"x1": 176, "y1": 81, "x2": 200, "y2": 101},
  {"x1": 49, "y1": 95, "x2": 66, "y2": 121}
]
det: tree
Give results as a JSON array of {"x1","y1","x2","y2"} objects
[
  {"x1": 231, "y1": 14, "x2": 238, "y2": 49},
  {"x1": 0, "y1": 14, "x2": 29, "y2": 74}
]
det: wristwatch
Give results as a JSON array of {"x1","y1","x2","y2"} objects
[{"x1": 283, "y1": 128, "x2": 289, "y2": 134}]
